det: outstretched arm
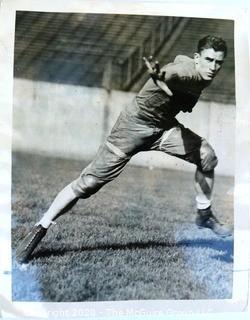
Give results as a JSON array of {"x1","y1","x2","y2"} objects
[{"x1": 143, "y1": 56, "x2": 173, "y2": 96}]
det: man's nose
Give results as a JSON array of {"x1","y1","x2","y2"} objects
[{"x1": 210, "y1": 61, "x2": 216, "y2": 71}]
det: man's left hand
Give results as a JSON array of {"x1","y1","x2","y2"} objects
[{"x1": 143, "y1": 56, "x2": 173, "y2": 96}]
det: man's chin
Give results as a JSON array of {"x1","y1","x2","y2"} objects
[
  {"x1": 206, "y1": 74, "x2": 215, "y2": 80},
  {"x1": 202, "y1": 75, "x2": 214, "y2": 81}
]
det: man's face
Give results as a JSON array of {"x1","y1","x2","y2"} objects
[{"x1": 194, "y1": 48, "x2": 225, "y2": 81}]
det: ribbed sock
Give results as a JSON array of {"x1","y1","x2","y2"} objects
[{"x1": 195, "y1": 195, "x2": 211, "y2": 210}]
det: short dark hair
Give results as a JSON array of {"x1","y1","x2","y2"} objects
[{"x1": 197, "y1": 35, "x2": 227, "y2": 57}]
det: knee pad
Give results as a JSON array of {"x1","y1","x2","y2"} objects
[
  {"x1": 71, "y1": 174, "x2": 104, "y2": 199},
  {"x1": 199, "y1": 141, "x2": 218, "y2": 172}
]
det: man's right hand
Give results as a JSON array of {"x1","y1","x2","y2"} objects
[{"x1": 143, "y1": 56, "x2": 173, "y2": 96}]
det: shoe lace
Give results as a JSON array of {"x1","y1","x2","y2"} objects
[
  {"x1": 24, "y1": 226, "x2": 43, "y2": 250},
  {"x1": 209, "y1": 213, "x2": 220, "y2": 224}
]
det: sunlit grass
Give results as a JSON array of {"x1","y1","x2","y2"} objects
[{"x1": 12, "y1": 153, "x2": 233, "y2": 301}]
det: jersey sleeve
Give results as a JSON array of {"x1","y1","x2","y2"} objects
[{"x1": 161, "y1": 57, "x2": 195, "y2": 84}]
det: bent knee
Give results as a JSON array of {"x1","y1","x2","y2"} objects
[
  {"x1": 71, "y1": 174, "x2": 105, "y2": 198},
  {"x1": 199, "y1": 141, "x2": 218, "y2": 172}
]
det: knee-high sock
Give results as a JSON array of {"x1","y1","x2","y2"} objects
[
  {"x1": 195, "y1": 168, "x2": 214, "y2": 210},
  {"x1": 37, "y1": 183, "x2": 79, "y2": 228}
]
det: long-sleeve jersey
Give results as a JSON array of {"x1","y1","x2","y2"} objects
[
  {"x1": 107, "y1": 55, "x2": 213, "y2": 154},
  {"x1": 126, "y1": 55, "x2": 212, "y2": 128}
]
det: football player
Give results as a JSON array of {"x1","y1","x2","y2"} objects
[{"x1": 16, "y1": 35, "x2": 232, "y2": 263}]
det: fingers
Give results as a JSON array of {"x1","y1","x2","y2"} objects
[
  {"x1": 142, "y1": 56, "x2": 172, "y2": 96},
  {"x1": 143, "y1": 56, "x2": 159, "y2": 75},
  {"x1": 154, "y1": 61, "x2": 160, "y2": 74},
  {"x1": 142, "y1": 57, "x2": 154, "y2": 73}
]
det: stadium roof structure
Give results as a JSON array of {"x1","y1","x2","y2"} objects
[{"x1": 14, "y1": 11, "x2": 235, "y2": 104}]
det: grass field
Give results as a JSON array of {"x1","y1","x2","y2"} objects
[{"x1": 11, "y1": 152, "x2": 234, "y2": 302}]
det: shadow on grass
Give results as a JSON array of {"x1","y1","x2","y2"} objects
[{"x1": 32, "y1": 238, "x2": 233, "y2": 263}]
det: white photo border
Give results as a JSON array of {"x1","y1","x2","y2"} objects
[{"x1": 0, "y1": 0, "x2": 250, "y2": 318}]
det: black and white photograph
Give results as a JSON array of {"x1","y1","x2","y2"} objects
[
  {"x1": 11, "y1": 11, "x2": 235, "y2": 300},
  {"x1": 0, "y1": 0, "x2": 250, "y2": 318}
]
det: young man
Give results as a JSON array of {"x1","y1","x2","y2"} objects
[{"x1": 16, "y1": 35, "x2": 232, "y2": 264}]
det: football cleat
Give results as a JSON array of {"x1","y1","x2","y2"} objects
[
  {"x1": 195, "y1": 206, "x2": 233, "y2": 238},
  {"x1": 15, "y1": 224, "x2": 47, "y2": 263}
]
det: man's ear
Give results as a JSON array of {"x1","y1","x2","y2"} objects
[
  {"x1": 194, "y1": 52, "x2": 200, "y2": 64},
  {"x1": 194, "y1": 52, "x2": 200, "y2": 58}
]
